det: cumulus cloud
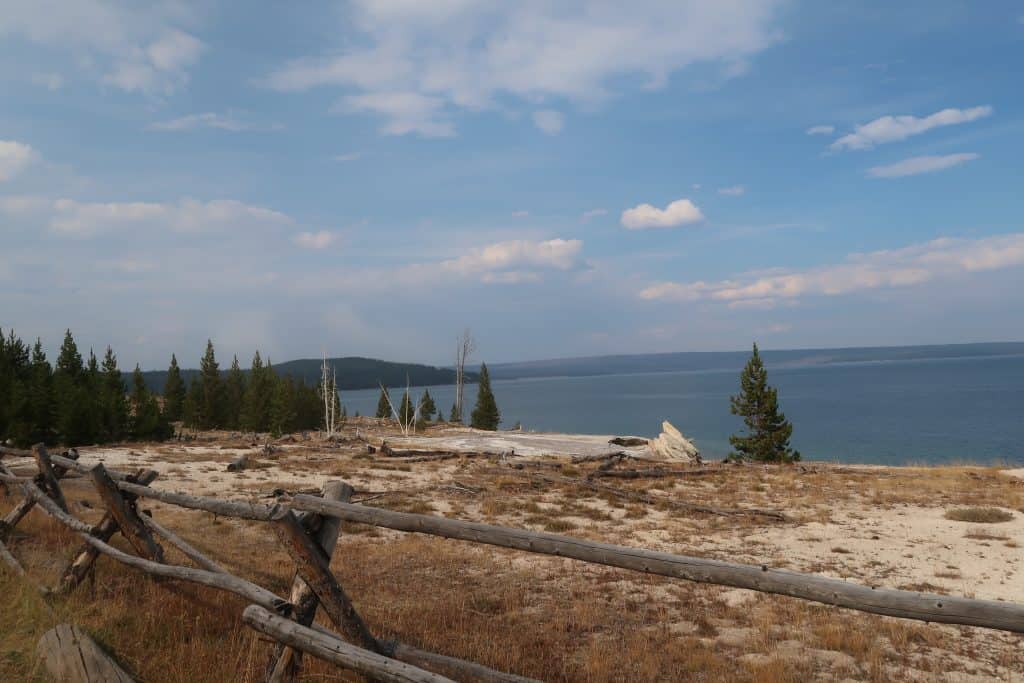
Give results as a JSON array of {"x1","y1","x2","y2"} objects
[
  {"x1": 718, "y1": 185, "x2": 745, "y2": 196},
  {"x1": 294, "y1": 230, "x2": 336, "y2": 249},
  {"x1": 805, "y1": 124, "x2": 834, "y2": 136},
  {"x1": 532, "y1": 110, "x2": 565, "y2": 135},
  {"x1": 0, "y1": 140, "x2": 37, "y2": 181},
  {"x1": 831, "y1": 106, "x2": 992, "y2": 151},
  {"x1": 440, "y1": 238, "x2": 583, "y2": 278},
  {"x1": 640, "y1": 232, "x2": 1024, "y2": 306},
  {"x1": 0, "y1": 196, "x2": 294, "y2": 237},
  {"x1": 262, "y1": 1, "x2": 784, "y2": 136},
  {"x1": 867, "y1": 153, "x2": 979, "y2": 178},
  {"x1": 148, "y1": 112, "x2": 281, "y2": 132},
  {"x1": 621, "y1": 199, "x2": 704, "y2": 230}
]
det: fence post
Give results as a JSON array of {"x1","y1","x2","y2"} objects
[
  {"x1": 271, "y1": 507, "x2": 380, "y2": 653},
  {"x1": 59, "y1": 469, "x2": 159, "y2": 593},
  {"x1": 267, "y1": 481, "x2": 352, "y2": 682},
  {"x1": 32, "y1": 444, "x2": 69, "y2": 513},
  {"x1": 89, "y1": 464, "x2": 164, "y2": 563}
]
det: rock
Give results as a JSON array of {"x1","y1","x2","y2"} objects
[{"x1": 648, "y1": 420, "x2": 701, "y2": 463}]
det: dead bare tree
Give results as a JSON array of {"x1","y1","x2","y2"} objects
[
  {"x1": 453, "y1": 329, "x2": 475, "y2": 423},
  {"x1": 379, "y1": 376, "x2": 421, "y2": 437},
  {"x1": 320, "y1": 353, "x2": 339, "y2": 438}
]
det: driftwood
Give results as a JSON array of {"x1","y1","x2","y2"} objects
[
  {"x1": 227, "y1": 454, "x2": 249, "y2": 472},
  {"x1": 608, "y1": 437, "x2": 648, "y2": 447},
  {"x1": 291, "y1": 494, "x2": 1024, "y2": 634},
  {"x1": 36, "y1": 623, "x2": 135, "y2": 683},
  {"x1": 244, "y1": 605, "x2": 454, "y2": 683},
  {"x1": 268, "y1": 481, "x2": 352, "y2": 683}
]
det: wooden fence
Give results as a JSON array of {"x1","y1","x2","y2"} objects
[{"x1": 1, "y1": 443, "x2": 1023, "y2": 682}]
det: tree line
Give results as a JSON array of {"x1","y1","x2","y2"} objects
[{"x1": 372, "y1": 362, "x2": 500, "y2": 431}]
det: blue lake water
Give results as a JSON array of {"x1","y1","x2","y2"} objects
[{"x1": 338, "y1": 354, "x2": 1024, "y2": 465}]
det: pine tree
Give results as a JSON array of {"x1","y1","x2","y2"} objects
[
  {"x1": 99, "y1": 346, "x2": 128, "y2": 442},
  {"x1": 375, "y1": 387, "x2": 390, "y2": 419},
  {"x1": 53, "y1": 330, "x2": 92, "y2": 446},
  {"x1": 418, "y1": 389, "x2": 436, "y2": 420},
  {"x1": 0, "y1": 330, "x2": 32, "y2": 445},
  {"x1": 470, "y1": 363, "x2": 500, "y2": 431},
  {"x1": 728, "y1": 343, "x2": 799, "y2": 463},
  {"x1": 27, "y1": 339, "x2": 54, "y2": 444},
  {"x1": 224, "y1": 355, "x2": 246, "y2": 429},
  {"x1": 131, "y1": 364, "x2": 171, "y2": 441},
  {"x1": 240, "y1": 351, "x2": 273, "y2": 432},
  {"x1": 198, "y1": 340, "x2": 222, "y2": 429},
  {"x1": 449, "y1": 403, "x2": 459, "y2": 423},
  {"x1": 270, "y1": 374, "x2": 296, "y2": 436},
  {"x1": 162, "y1": 354, "x2": 186, "y2": 422}
]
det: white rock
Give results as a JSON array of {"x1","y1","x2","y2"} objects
[{"x1": 648, "y1": 420, "x2": 701, "y2": 463}]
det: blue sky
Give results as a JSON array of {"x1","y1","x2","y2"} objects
[{"x1": 2, "y1": 1, "x2": 1023, "y2": 370}]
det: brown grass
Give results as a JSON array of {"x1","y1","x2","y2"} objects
[{"x1": 944, "y1": 507, "x2": 1014, "y2": 523}]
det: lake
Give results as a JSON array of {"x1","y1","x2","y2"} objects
[{"x1": 337, "y1": 353, "x2": 1024, "y2": 465}]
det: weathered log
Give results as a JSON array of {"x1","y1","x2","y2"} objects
[
  {"x1": 36, "y1": 623, "x2": 135, "y2": 683},
  {"x1": 0, "y1": 468, "x2": 95, "y2": 534},
  {"x1": 608, "y1": 437, "x2": 648, "y2": 447},
  {"x1": 113, "y1": 480, "x2": 280, "y2": 521},
  {"x1": 60, "y1": 470, "x2": 160, "y2": 593},
  {"x1": 0, "y1": 537, "x2": 27, "y2": 577},
  {"x1": 33, "y1": 444, "x2": 69, "y2": 513},
  {"x1": 590, "y1": 467, "x2": 718, "y2": 480},
  {"x1": 227, "y1": 454, "x2": 249, "y2": 472},
  {"x1": 290, "y1": 494, "x2": 1024, "y2": 634},
  {"x1": 89, "y1": 464, "x2": 164, "y2": 562},
  {"x1": 244, "y1": 605, "x2": 454, "y2": 683},
  {"x1": 268, "y1": 481, "x2": 352, "y2": 683},
  {"x1": 271, "y1": 508, "x2": 380, "y2": 652},
  {"x1": 385, "y1": 641, "x2": 541, "y2": 683},
  {"x1": 77, "y1": 533, "x2": 290, "y2": 614},
  {"x1": 139, "y1": 515, "x2": 227, "y2": 574}
]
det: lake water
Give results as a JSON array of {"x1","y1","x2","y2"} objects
[{"x1": 337, "y1": 354, "x2": 1024, "y2": 465}]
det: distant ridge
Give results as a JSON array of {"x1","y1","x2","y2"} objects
[
  {"x1": 486, "y1": 342, "x2": 1024, "y2": 381},
  {"x1": 136, "y1": 356, "x2": 477, "y2": 394}
]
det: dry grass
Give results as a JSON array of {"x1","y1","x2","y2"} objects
[
  {"x1": 944, "y1": 507, "x2": 1014, "y2": 523},
  {"x1": 2, "y1": 436, "x2": 1023, "y2": 682}
]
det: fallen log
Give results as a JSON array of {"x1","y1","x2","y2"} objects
[
  {"x1": 243, "y1": 605, "x2": 454, "y2": 683},
  {"x1": 139, "y1": 515, "x2": 227, "y2": 574},
  {"x1": 291, "y1": 493, "x2": 1024, "y2": 634},
  {"x1": 589, "y1": 468, "x2": 719, "y2": 480},
  {"x1": 90, "y1": 464, "x2": 164, "y2": 562},
  {"x1": 113, "y1": 481, "x2": 280, "y2": 521},
  {"x1": 37, "y1": 623, "x2": 135, "y2": 683}
]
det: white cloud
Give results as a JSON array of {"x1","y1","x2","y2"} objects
[
  {"x1": 148, "y1": 112, "x2": 280, "y2": 132},
  {"x1": 334, "y1": 91, "x2": 454, "y2": 137},
  {"x1": 831, "y1": 106, "x2": 992, "y2": 151},
  {"x1": 621, "y1": 199, "x2": 704, "y2": 230},
  {"x1": 440, "y1": 238, "x2": 583, "y2": 277},
  {"x1": 0, "y1": 140, "x2": 37, "y2": 181},
  {"x1": 1, "y1": 197, "x2": 294, "y2": 238},
  {"x1": 532, "y1": 110, "x2": 564, "y2": 135},
  {"x1": 580, "y1": 208, "x2": 608, "y2": 223},
  {"x1": 640, "y1": 232, "x2": 1024, "y2": 306},
  {"x1": 263, "y1": 1, "x2": 784, "y2": 136},
  {"x1": 806, "y1": 124, "x2": 834, "y2": 136},
  {"x1": 294, "y1": 230, "x2": 336, "y2": 249},
  {"x1": 718, "y1": 185, "x2": 745, "y2": 196},
  {"x1": 333, "y1": 152, "x2": 361, "y2": 162},
  {"x1": 867, "y1": 153, "x2": 979, "y2": 178},
  {"x1": 0, "y1": 5, "x2": 204, "y2": 94}
]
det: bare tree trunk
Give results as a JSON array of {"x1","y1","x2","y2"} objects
[{"x1": 453, "y1": 329, "x2": 475, "y2": 423}]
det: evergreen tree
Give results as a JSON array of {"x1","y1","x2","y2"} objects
[
  {"x1": 198, "y1": 340, "x2": 222, "y2": 429},
  {"x1": 224, "y1": 355, "x2": 246, "y2": 429},
  {"x1": 183, "y1": 378, "x2": 203, "y2": 429},
  {"x1": 162, "y1": 354, "x2": 186, "y2": 421},
  {"x1": 270, "y1": 374, "x2": 296, "y2": 436},
  {"x1": 26, "y1": 339, "x2": 54, "y2": 444},
  {"x1": 240, "y1": 351, "x2": 274, "y2": 432},
  {"x1": 53, "y1": 330, "x2": 93, "y2": 446},
  {"x1": 375, "y1": 387, "x2": 391, "y2": 419},
  {"x1": 0, "y1": 330, "x2": 32, "y2": 445},
  {"x1": 728, "y1": 343, "x2": 799, "y2": 463},
  {"x1": 470, "y1": 363, "x2": 500, "y2": 430},
  {"x1": 131, "y1": 364, "x2": 171, "y2": 441},
  {"x1": 99, "y1": 346, "x2": 128, "y2": 441},
  {"x1": 449, "y1": 403, "x2": 459, "y2": 423},
  {"x1": 293, "y1": 377, "x2": 322, "y2": 431},
  {"x1": 418, "y1": 389, "x2": 436, "y2": 420}
]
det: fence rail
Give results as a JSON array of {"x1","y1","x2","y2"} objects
[{"x1": 2, "y1": 443, "x2": 1022, "y2": 683}]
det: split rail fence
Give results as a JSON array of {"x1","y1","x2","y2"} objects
[{"x1": 1, "y1": 443, "x2": 1023, "y2": 682}]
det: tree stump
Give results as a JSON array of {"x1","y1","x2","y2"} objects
[{"x1": 36, "y1": 624, "x2": 135, "y2": 682}]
